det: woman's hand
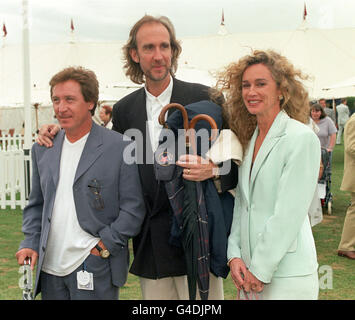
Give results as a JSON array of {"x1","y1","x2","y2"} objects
[
  {"x1": 245, "y1": 270, "x2": 264, "y2": 293},
  {"x1": 229, "y1": 258, "x2": 248, "y2": 290},
  {"x1": 229, "y1": 258, "x2": 264, "y2": 293}
]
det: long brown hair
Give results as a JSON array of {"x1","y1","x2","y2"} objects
[
  {"x1": 122, "y1": 15, "x2": 182, "y2": 84},
  {"x1": 212, "y1": 50, "x2": 310, "y2": 153}
]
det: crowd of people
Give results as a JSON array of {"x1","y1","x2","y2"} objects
[{"x1": 15, "y1": 14, "x2": 354, "y2": 301}]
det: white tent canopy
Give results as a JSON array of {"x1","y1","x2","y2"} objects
[
  {"x1": 1, "y1": 24, "x2": 355, "y2": 132},
  {"x1": 179, "y1": 25, "x2": 355, "y2": 100},
  {"x1": 324, "y1": 76, "x2": 355, "y2": 90}
]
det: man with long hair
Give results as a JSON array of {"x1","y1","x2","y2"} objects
[{"x1": 112, "y1": 15, "x2": 234, "y2": 300}]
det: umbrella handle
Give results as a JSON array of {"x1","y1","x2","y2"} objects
[
  {"x1": 188, "y1": 114, "x2": 218, "y2": 155},
  {"x1": 158, "y1": 103, "x2": 189, "y2": 130},
  {"x1": 189, "y1": 114, "x2": 218, "y2": 141}
]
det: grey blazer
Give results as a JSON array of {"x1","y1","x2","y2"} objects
[{"x1": 19, "y1": 122, "x2": 146, "y2": 295}]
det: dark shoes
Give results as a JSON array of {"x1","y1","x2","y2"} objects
[{"x1": 337, "y1": 250, "x2": 355, "y2": 260}]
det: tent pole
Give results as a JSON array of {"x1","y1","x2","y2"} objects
[{"x1": 22, "y1": 0, "x2": 32, "y2": 198}]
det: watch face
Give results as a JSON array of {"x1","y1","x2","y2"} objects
[{"x1": 101, "y1": 250, "x2": 110, "y2": 258}]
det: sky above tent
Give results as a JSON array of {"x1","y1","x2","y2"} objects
[{"x1": 1, "y1": 0, "x2": 355, "y2": 45}]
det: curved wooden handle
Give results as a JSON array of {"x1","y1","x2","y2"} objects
[
  {"x1": 189, "y1": 114, "x2": 218, "y2": 141},
  {"x1": 158, "y1": 103, "x2": 189, "y2": 129}
]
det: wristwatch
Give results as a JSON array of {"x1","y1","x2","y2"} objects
[{"x1": 95, "y1": 244, "x2": 110, "y2": 258}]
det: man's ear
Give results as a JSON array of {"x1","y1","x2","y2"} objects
[{"x1": 130, "y1": 48, "x2": 139, "y2": 63}]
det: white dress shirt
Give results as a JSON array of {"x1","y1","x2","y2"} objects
[{"x1": 145, "y1": 76, "x2": 173, "y2": 152}]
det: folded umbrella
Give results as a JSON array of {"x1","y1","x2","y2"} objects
[{"x1": 157, "y1": 103, "x2": 218, "y2": 300}]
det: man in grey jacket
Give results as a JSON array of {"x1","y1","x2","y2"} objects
[{"x1": 15, "y1": 66, "x2": 145, "y2": 300}]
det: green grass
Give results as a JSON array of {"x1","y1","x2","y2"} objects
[
  {"x1": 0, "y1": 208, "x2": 24, "y2": 299},
  {"x1": 1, "y1": 144, "x2": 354, "y2": 300}
]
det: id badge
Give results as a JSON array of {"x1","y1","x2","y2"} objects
[{"x1": 77, "y1": 270, "x2": 94, "y2": 290}]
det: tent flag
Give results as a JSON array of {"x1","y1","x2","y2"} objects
[
  {"x1": 2, "y1": 23, "x2": 7, "y2": 37},
  {"x1": 70, "y1": 18, "x2": 74, "y2": 32},
  {"x1": 221, "y1": 9, "x2": 225, "y2": 26},
  {"x1": 303, "y1": 3, "x2": 307, "y2": 21}
]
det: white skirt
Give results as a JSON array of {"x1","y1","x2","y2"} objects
[{"x1": 257, "y1": 272, "x2": 319, "y2": 300}]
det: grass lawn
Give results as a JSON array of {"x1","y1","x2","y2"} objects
[{"x1": 0, "y1": 143, "x2": 354, "y2": 300}]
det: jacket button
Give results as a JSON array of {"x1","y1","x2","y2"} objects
[
  {"x1": 42, "y1": 246, "x2": 45, "y2": 252},
  {"x1": 48, "y1": 217, "x2": 51, "y2": 223}
]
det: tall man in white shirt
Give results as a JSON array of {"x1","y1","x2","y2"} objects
[
  {"x1": 34, "y1": 15, "x2": 238, "y2": 300},
  {"x1": 111, "y1": 15, "x2": 237, "y2": 300},
  {"x1": 336, "y1": 98, "x2": 350, "y2": 144},
  {"x1": 16, "y1": 67, "x2": 145, "y2": 299}
]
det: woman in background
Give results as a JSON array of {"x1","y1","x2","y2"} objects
[{"x1": 310, "y1": 103, "x2": 337, "y2": 152}]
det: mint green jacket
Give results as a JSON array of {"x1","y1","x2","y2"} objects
[{"x1": 227, "y1": 111, "x2": 320, "y2": 283}]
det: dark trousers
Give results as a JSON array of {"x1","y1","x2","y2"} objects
[{"x1": 40, "y1": 254, "x2": 119, "y2": 300}]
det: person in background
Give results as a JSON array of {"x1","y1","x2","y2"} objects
[
  {"x1": 336, "y1": 98, "x2": 350, "y2": 145},
  {"x1": 310, "y1": 103, "x2": 337, "y2": 153},
  {"x1": 306, "y1": 116, "x2": 323, "y2": 227},
  {"x1": 337, "y1": 112, "x2": 355, "y2": 260},
  {"x1": 15, "y1": 66, "x2": 145, "y2": 299},
  {"x1": 319, "y1": 98, "x2": 336, "y2": 125},
  {"x1": 99, "y1": 105, "x2": 113, "y2": 129},
  {"x1": 216, "y1": 50, "x2": 320, "y2": 299}
]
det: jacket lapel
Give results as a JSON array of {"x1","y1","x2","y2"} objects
[
  {"x1": 249, "y1": 111, "x2": 288, "y2": 188},
  {"x1": 170, "y1": 78, "x2": 184, "y2": 104},
  {"x1": 126, "y1": 88, "x2": 155, "y2": 165},
  {"x1": 74, "y1": 122, "x2": 103, "y2": 184},
  {"x1": 47, "y1": 130, "x2": 65, "y2": 187},
  {"x1": 239, "y1": 128, "x2": 257, "y2": 207}
]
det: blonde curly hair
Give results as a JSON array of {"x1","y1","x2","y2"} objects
[{"x1": 213, "y1": 50, "x2": 310, "y2": 153}]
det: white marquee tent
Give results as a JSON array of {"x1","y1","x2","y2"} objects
[
  {"x1": 179, "y1": 23, "x2": 355, "y2": 99},
  {"x1": 322, "y1": 76, "x2": 355, "y2": 98},
  {"x1": 1, "y1": 21, "x2": 355, "y2": 133}
]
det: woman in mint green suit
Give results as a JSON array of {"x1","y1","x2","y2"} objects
[{"x1": 215, "y1": 50, "x2": 320, "y2": 299}]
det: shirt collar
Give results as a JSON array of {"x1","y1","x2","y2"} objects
[{"x1": 144, "y1": 76, "x2": 173, "y2": 105}]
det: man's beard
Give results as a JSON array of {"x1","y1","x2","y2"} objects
[{"x1": 145, "y1": 66, "x2": 170, "y2": 82}]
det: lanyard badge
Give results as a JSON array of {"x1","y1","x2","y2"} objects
[{"x1": 77, "y1": 261, "x2": 94, "y2": 290}]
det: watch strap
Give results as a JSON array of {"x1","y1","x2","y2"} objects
[{"x1": 95, "y1": 244, "x2": 103, "y2": 252}]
